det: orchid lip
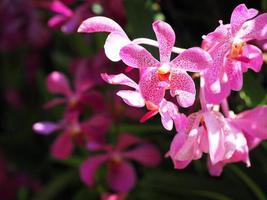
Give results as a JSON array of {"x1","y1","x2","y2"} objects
[
  {"x1": 157, "y1": 63, "x2": 171, "y2": 81},
  {"x1": 229, "y1": 40, "x2": 246, "y2": 59}
]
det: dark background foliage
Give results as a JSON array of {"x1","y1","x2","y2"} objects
[{"x1": 0, "y1": 0, "x2": 266, "y2": 199}]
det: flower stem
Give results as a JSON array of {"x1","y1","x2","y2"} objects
[
  {"x1": 221, "y1": 99, "x2": 230, "y2": 117},
  {"x1": 133, "y1": 38, "x2": 186, "y2": 54},
  {"x1": 199, "y1": 75, "x2": 208, "y2": 112}
]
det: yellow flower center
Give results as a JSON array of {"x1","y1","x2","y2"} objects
[{"x1": 229, "y1": 39, "x2": 246, "y2": 59}]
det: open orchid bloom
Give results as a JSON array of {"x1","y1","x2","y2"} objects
[
  {"x1": 167, "y1": 109, "x2": 251, "y2": 176},
  {"x1": 80, "y1": 133, "x2": 161, "y2": 192},
  {"x1": 202, "y1": 4, "x2": 267, "y2": 103},
  {"x1": 120, "y1": 20, "x2": 212, "y2": 108},
  {"x1": 101, "y1": 73, "x2": 180, "y2": 130},
  {"x1": 78, "y1": 16, "x2": 131, "y2": 61},
  {"x1": 33, "y1": 113, "x2": 111, "y2": 159},
  {"x1": 45, "y1": 69, "x2": 105, "y2": 114}
]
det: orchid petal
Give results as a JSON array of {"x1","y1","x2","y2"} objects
[
  {"x1": 230, "y1": 4, "x2": 258, "y2": 34},
  {"x1": 171, "y1": 47, "x2": 212, "y2": 72},
  {"x1": 159, "y1": 99, "x2": 179, "y2": 131},
  {"x1": 49, "y1": 0, "x2": 73, "y2": 16},
  {"x1": 116, "y1": 90, "x2": 145, "y2": 107},
  {"x1": 101, "y1": 73, "x2": 138, "y2": 89},
  {"x1": 107, "y1": 161, "x2": 136, "y2": 192},
  {"x1": 50, "y1": 133, "x2": 73, "y2": 160},
  {"x1": 105, "y1": 32, "x2": 130, "y2": 62},
  {"x1": 120, "y1": 44, "x2": 160, "y2": 68},
  {"x1": 78, "y1": 16, "x2": 125, "y2": 34},
  {"x1": 170, "y1": 70, "x2": 196, "y2": 108},
  {"x1": 238, "y1": 13, "x2": 267, "y2": 41},
  {"x1": 233, "y1": 106, "x2": 267, "y2": 139},
  {"x1": 48, "y1": 15, "x2": 66, "y2": 28},
  {"x1": 80, "y1": 155, "x2": 108, "y2": 187},
  {"x1": 139, "y1": 68, "x2": 165, "y2": 106},
  {"x1": 241, "y1": 44, "x2": 263, "y2": 73},
  {"x1": 168, "y1": 132, "x2": 192, "y2": 169},
  {"x1": 46, "y1": 71, "x2": 72, "y2": 96},
  {"x1": 203, "y1": 112, "x2": 225, "y2": 164},
  {"x1": 123, "y1": 143, "x2": 161, "y2": 166},
  {"x1": 204, "y1": 81, "x2": 231, "y2": 104},
  {"x1": 116, "y1": 133, "x2": 142, "y2": 151},
  {"x1": 225, "y1": 60, "x2": 243, "y2": 91},
  {"x1": 33, "y1": 121, "x2": 60, "y2": 135},
  {"x1": 204, "y1": 43, "x2": 230, "y2": 94},
  {"x1": 152, "y1": 20, "x2": 175, "y2": 63}
]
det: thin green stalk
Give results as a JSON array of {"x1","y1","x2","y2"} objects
[{"x1": 228, "y1": 165, "x2": 266, "y2": 200}]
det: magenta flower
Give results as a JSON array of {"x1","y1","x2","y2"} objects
[
  {"x1": 44, "y1": 0, "x2": 91, "y2": 33},
  {"x1": 202, "y1": 4, "x2": 267, "y2": 103},
  {"x1": 78, "y1": 16, "x2": 131, "y2": 61},
  {"x1": 167, "y1": 110, "x2": 250, "y2": 176},
  {"x1": 229, "y1": 106, "x2": 267, "y2": 149},
  {"x1": 33, "y1": 113, "x2": 111, "y2": 159},
  {"x1": 101, "y1": 73, "x2": 180, "y2": 130},
  {"x1": 45, "y1": 70, "x2": 105, "y2": 114},
  {"x1": 119, "y1": 20, "x2": 212, "y2": 108},
  {"x1": 43, "y1": 0, "x2": 126, "y2": 33},
  {"x1": 80, "y1": 133, "x2": 161, "y2": 192},
  {"x1": 0, "y1": 0, "x2": 50, "y2": 51}
]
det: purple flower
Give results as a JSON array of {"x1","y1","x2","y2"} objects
[
  {"x1": 33, "y1": 113, "x2": 112, "y2": 159},
  {"x1": 44, "y1": 68, "x2": 105, "y2": 114},
  {"x1": 80, "y1": 133, "x2": 161, "y2": 192}
]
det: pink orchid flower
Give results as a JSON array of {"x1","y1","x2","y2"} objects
[
  {"x1": 101, "y1": 73, "x2": 180, "y2": 131},
  {"x1": 202, "y1": 4, "x2": 267, "y2": 103},
  {"x1": 80, "y1": 133, "x2": 161, "y2": 192},
  {"x1": 78, "y1": 16, "x2": 131, "y2": 61},
  {"x1": 167, "y1": 110, "x2": 250, "y2": 176},
  {"x1": 33, "y1": 113, "x2": 111, "y2": 159},
  {"x1": 45, "y1": 70, "x2": 105, "y2": 114},
  {"x1": 229, "y1": 106, "x2": 267, "y2": 149},
  {"x1": 119, "y1": 20, "x2": 212, "y2": 108}
]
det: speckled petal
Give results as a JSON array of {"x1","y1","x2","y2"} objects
[
  {"x1": 78, "y1": 16, "x2": 125, "y2": 35},
  {"x1": 170, "y1": 70, "x2": 196, "y2": 108},
  {"x1": 171, "y1": 47, "x2": 212, "y2": 72},
  {"x1": 152, "y1": 20, "x2": 175, "y2": 63},
  {"x1": 120, "y1": 44, "x2": 160, "y2": 68},
  {"x1": 230, "y1": 4, "x2": 258, "y2": 34},
  {"x1": 139, "y1": 68, "x2": 165, "y2": 106}
]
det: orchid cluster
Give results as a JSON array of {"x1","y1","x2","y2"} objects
[
  {"x1": 77, "y1": 3, "x2": 267, "y2": 176},
  {"x1": 33, "y1": 57, "x2": 161, "y2": 197}
]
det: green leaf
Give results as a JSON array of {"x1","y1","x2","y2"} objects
[{"x1": 239, "y1": 73, "x2": 266, "y2": 107}]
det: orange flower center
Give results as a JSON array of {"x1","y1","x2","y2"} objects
[
  {"x1": 229, "y1": 40, "x2": 246, "y2": 59},
  {"x1": 157, "y1": 63, "x2": 171, "y2": 81}
]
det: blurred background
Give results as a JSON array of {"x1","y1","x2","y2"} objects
[{"x1": 0, "y1": 0, "x2": 267, "y2": 199}]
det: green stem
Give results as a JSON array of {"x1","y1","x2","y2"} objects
[{"x1": 228, "y1": 165, "x2": 266, "y2": 200}]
